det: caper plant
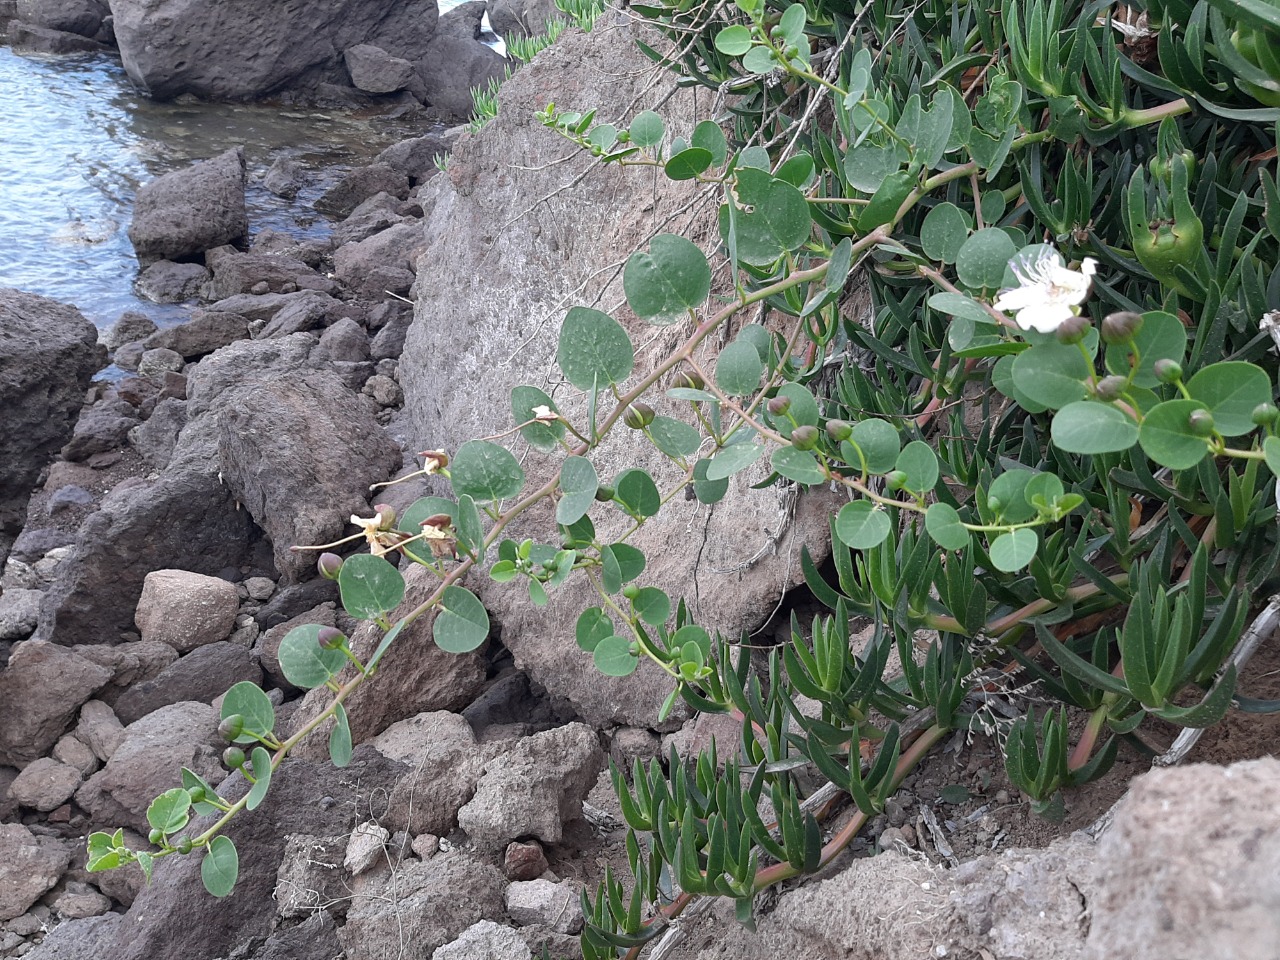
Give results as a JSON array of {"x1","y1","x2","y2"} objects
[{"x1": 89, "y1": 0, "x2": 1280, "y2": 956}]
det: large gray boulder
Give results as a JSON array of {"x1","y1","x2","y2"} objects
[
  {"x1": 109, "y1": 0, "x2": 441, "y2": 101},
  {"x1": 15, "y1": 0, "x2": 108, "y2": 38},
  {"x1": 0, "y1": 290, "x2": 105, "y2": 566},
  {"x1": 399, "y1": 23, "x2": 837, "y2": 728},
  {"x1": 487, "y1": 0, "x2": 561, "y2": 39},
  {"x1": 127, "y1": 148, "x2": 247, "y2": 266},
  {"x1": 0, "y1": 824, "x2": 72, "y2": 922},
  {"x1": 0, "y1": 641, "x2": 113, "y2": 766},
  {"x1": 214, "y1": 370, "x2": 402, "y2": 582},
  {"x1": 414, "y1": 2, "x2": 507, "y2": 120}
]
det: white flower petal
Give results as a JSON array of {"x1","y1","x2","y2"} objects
[
  {"x1": 993, "y1": 286, "x2": 1043, "y2": 312},
  {"x1": 1014, "y1": 302, "x2": 1074, "y2": 333}
]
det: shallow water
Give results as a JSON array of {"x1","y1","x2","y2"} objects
[{"x1": 0, "y1": 45, "x2": 437, "y2": 330}]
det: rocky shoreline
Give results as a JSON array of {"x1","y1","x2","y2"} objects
[{"x1": 1, "y1": 7, "x2": 1279, "y2": 960}]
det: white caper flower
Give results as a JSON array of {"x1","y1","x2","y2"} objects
[
  {"x1": 530, "y1": 405, "x2": 558, "y2": 422},
  {"x1": 992, "y1": 248, "x2": 1099, "y2": 334}
]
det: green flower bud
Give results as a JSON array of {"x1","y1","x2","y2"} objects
[
  {"x1": 885, "y1": 470, "x2": 908, "y2": 491},
  {"x1": 1188, "y1": 409, "x2": 1215, "y2": 437},
  {"x1": 825, "y1": 419, "x2": 853, "y2": 443},
  {"x1": 187, "y1": 785, "x2": 205, "y2": 803},
  {"x1": 148, "y1": 828, "x2": 164, "y2": 846},
  {"x1": 1153, "y1": 359, "x2": 1183, "y2": 384},
  {"x1": 766, "y1": 395, "x2": 792, "y2": 417},
  {"x1": 176, "y1": 838, "x2": 193, "y2": 855},
  {"x1": 628, "y1": 641, "x2": 640, "y2": 656},
  {"x1": 218, "y1": 714, "x2": 245, "y2": 742},
  {"x1": 790, "y1": 425, "x2": 820, "y2": 450},
  {"x1": 1094, "y1": 375, "x2": 1129, "y2": 401},
  {"x1": 317, "y1": 553, "x2": 343, "y2": 581},
  {"x1": 986, "y1": 496, "x2": 1003, "y2": 513},
  {"x1": 373, "y1": 505, "x2": 396, "y2": 530},
  {"x1": 1251, "y1": 402, "x2": 1279, "y2": 426},
  {"x1": 675, "y1": 371, "x2": 705, "y2": 390},
  {"x1": 222, "y1": 746, "x2": 246, "y2": 770},
  {"x1": 623, "y1": 402, "x2": 655, "y2": 429},
  {"x1": 594, "y1": 484, "x2": 615, "y2": 502},
  {"x1": 1100, "y1": 311, "x2": 1144, "y2": 345},
  {"x1": 1054, "y1": 315, "x2": 1090, "y2": 345},
  {"x1": 317, "y1": 627, "x2": 346, "y2": 650},
  {"x1": 622, "y1": 584, "x2": 641, "y2": 601}
]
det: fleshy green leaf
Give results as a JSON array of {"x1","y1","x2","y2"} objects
[
  {"x1": 277, "y1": 624, "x2": 347, "y2": 689},
  {"x1": 593, "y1": 636, "x2": 639, "y2": 677},
  {"x1": 1103, "y1": 311, "x2": 1186, "y2": 388},
  {"x1": 557, "y1": 456, "x2": 599, "y2": 526},
  {"x1": 692, "y1": 120, "x2": 727, "y2": 165},
  {"x1": 925, "y1": 503, "x2": 969, "y2": 550},
  {"x1": 221, "y1": 682, "x2": 275, "y2": 745},
  {"x1": 920, "y1": 202, "x2": 970, "y2": 264},
  {"x1": 715, "y1": 24, "x2": 754, "y2": 55},
  {"x1": 989, "y1": 528, "x2": 1038, "y2": 572},
  {"x1": 511, "y1": 385, "x2": 565, "y2": 452},
  {"x1": 246, "y1": 746, "x2": 272, "y2": 810},
  {"x1": 1051, "y1": 402, "x2": 1139, "y2": 454},
  {"x1": 665, "y1": 148, "x2": 714, "y2": 181},
  {"x1": 895, "y1": 441, "x2": 939, "y2": 493},
  {"x1": 631, "y1": 587, "x2": 671, "y2": 626},
  {"x1": 433, "y1": 585, "x2": 490, "y2": 653},
  {"x1": 557, "y1": 307, "x2": 635, "y2": 392},
  {"x1": 706, "y1": 442, "x2": 764, "y2": 480},
  {"x1": 1138, "y1": 400, "x2": 1211, "y2": 470},
  {"x1": 771, "y1": 447, "x2": 827, "y2": 485},
  {"x1": 834, "y1": 501, "x2": 892, "y2": 549},
  {"x1": 201, "y1": 836, "x2": 239, "y2": 898},
  {"x1": 956, "y1": 228, "x2": 1017, "y2": 291},
  {"x1": 576, "y1": 607, "x2": 613, "y2": 652},
  {"x1": 1011, "y1": 341, "x2": 1090, "y2": 410},
  {"x1": 692, "y1": 457, "x2": 729, "y2": 503},
  {"x1": 624, "y1": 235, "x2": 712, "y2": 324},
  {"x1": 648, "y1": 416, "x2": 700, "y2": 459},
  {"x1": 615, "y1": 469, "x2": 661, "y2": 518},
  {"x1": 146, "y1": 788, "x2": 191, "y2": 835},
  {"x1": 629, "y1": 110, "x2": 664, "y2": 148},
  {"x1": 1185, "y1": 361, "x2": 1272, "y2": 436},
  {"x1": 715, "y1": 340, "x2": 765, "y2": 396},
  {"x1": 450, "y1": 439, "x2": 525, "y2": 503},
  {"x1": 848, "y1": 419, "x2": 900, "y2": 474},
  {"x1": 329, "y1": 703, "x2": 353, "y2": 768}
]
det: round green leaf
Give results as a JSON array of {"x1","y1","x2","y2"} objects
[
  {"x1": 844, "y1": 142, "x2": 904, "y2": 194},
  {"x1": 848, "y1": 419, "x2": 900, "y2": 474},
  {"x1": 1103, "y1": 311, "x2": 1187, "y2": 388},
  {"x1": 648, "y1": 416, "x2": 700, "y2": 459},
  {"x1": 182, "y1": 768, "x2": 221, "y2": 817},
  {"x1": 556, "y1": 306, "x2": 635, "y2": 392},
  {"x1": 895, "y1": 440, "x2": 939, "y2": 493},
  {"x1": 624, "y1": 234, "x2": 711, "y2": 324},
  {"x1": 1010, "y1": 341, "x2": 1091, "y2": 410},
  {"x1": 1266, "y1": 436, "x2": 1280, "y2": 476},
  {"x1": 925, "y1": 503, "x2": 970, "y2": 551},
  {"x1": 742, "y1": 45, "x2": 777, "y2": 74},
  {"x1": 1050, "y1": 401, "x2": 1139, "y2": 454},
  {"x1": 277, "y1": 624, "x2": 347, "y2": 689},
  {"x1": 692, "y1": 457, "x2": 729, "y2": 503},
  {"x1": 716, "y1": 340, "x2": 765, "y2": 396},
  {"x1": 989, "y1": 528, "x2": 1038, "y2": 573},
  {"x1": 986, "y1": 468, "x2": 1037, "y2": 524},
  {"x1": 928, "y1": 292, "x2": 990, "y2": 324},
  {"x1": 714, "y1": 24, "x2": 753, "y2": 55},
  {"x1": 835, "y1": 500, "x2": 892, "y2": 549},
  {"x1": 706, "y1": 441, "x2": 764, "y2": 480},
  {"x1": 221, "y1": 681, "x2": 275, "y2": 745},
  {"x1": 433, "y1": 585, "x2": 490, "y2": 653},
  {"x1": 771, "y1": 447, "x2": 827, "y2": 485},
  {"x1": 146, "y1": 788, "x2": 191, "y2": 835},
  {"x1": 629, "y1": 110, "x2": 664, "y2": 148},
  {"x1": 993, "y1": 353, "x2": 1049, "y2": 413},
  {"x1": 765, "y1": 383, "x2": 820, "y2": 438},
  {"x1": 201, "y1": 836, "x2": 239, "y2": 898},
  {"x1": 727, "y1": 167, "x2": 812, "y2": 266},
  {"x1": 246, "y1": 746, "x2": 272, "y2": 811},
  {"x1": 691, "y1": 120, "x2": 727, "y2": 165},
  {"x1": 1138, "y1": 399, "x2": 1211, "y2": 469},
  {"x1": 1186, "y1": 361, "x2": 1272, "y2": 437},
  {"x1": 329, "y1": 703, "x2": 353, "y2": 768},
  {"x1": 576, "y1": 607, "x2": 613, "y2": 652},
  {"x1": 511, "y1": 385, "x2": 564, "y2": 452},
  {"x1": 920, "y1": 202, "x2": 970, "y2": 264},
  {"x1": 664, "y1": 147, "x2": 714, "y2": 182},
  {"x1": 631, "y1": 587, "x2": 671, "y2": 626},
  {"x1": 450, "y1": 439, "x2": 526, "y2": 503},
  {"x1": 956, "y1": 228, "x2": 1017, "y2": 291},
  {"x1": 593, "y1": 636, "x2": 639, "y2": 677},
  {"x1": 338, "y1": 552, "x2": 406, "y2": 620},
  {"x1": 615, "y1": 469, "x2": 661, "y2": 518},
  {"x1": 778, "y1": 2, "x2": 806, "y2": 42},
  {"x1": 556, "y1": 456, "x2": 599, "y2": 526},
  {"x1": 397, "y1": 496, "x2": 458, "y2": 564}
]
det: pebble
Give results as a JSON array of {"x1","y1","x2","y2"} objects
[
  {"x1": 879, "y1": 826, "x2": 913, "y2": 851},
  {"x1": 243, "y1": 577, "x2": 276, "y2": 601},
  {"x1": 411, "y1": 833, "x2": 440, "y2": 859}
]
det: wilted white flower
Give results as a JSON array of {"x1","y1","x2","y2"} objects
[
  {"x1": 530, "y1": 405, "x2": 558, "y2": 422},
  {"x1": 992, "y1": 249, "x2": 1098, "y2": 333}
]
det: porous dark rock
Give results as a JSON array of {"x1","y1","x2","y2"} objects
[
  {"x1": 312, "y1": 316, "x2": 371, "y2": 363},
  {"x1": 7, "y1": 757, "x2": 82, "y2": 812},
  {"x1": 262, "y1": 157, "x2": 306, "y2": 201},
  {"x1": 486, "y1": 0, "x2": 561, "y2": 39},
  {"x1": 113, "y1": 642, "x2": 261, "y2": 724},
  {"x1": 377, "y1": 711, "x2": 486, "y2": 836},
  {"x1": 74, "y1": 700, "x2": 127, "y2": 762},
  {"x1": 128, "y1": 148, "x2": 247, "y2": 265},
  {"x1": 201, "y1": 250, "x2": 319, "y2": 301},
  {"x1": 135, "y1": 260, "x2": 211, "y2": 303},
  {"x1": 0, "y1": 824, "x2": 72, "y2": 922},
  {"x1": 331, "y1": 191, "x2": 411, "y2": 246},
  {"x1": 344, "y1": 43, "x2": 415, "y2": 93},
  {"x1": 333, "y1": 222, "x2": 424, "y2": 299},
  {"x1": 214, "y1": 370, "x2": 402, "y2": 582},
  {"x1": 0, "y1": 641, "x2": 112, "y2": 766},
  {"x1": 274, "y1": 834, "x2": 348, "y2": 918},
  {"x1": 143, "y1": 311, "x2": 248, "y2": 359},
  {"x1": 61, "y1": 397, "x2": 139, "y2": 462},
  {"x1": 9, "y1": 20, "x2": 105, "y2": 52},
  {"x1": 374, "y1": 131, "x2": 459, "y2": 185},
  {"x1": 14, "y1": 0, "x2": 108, "y2": 38},
  {"x1": 0, "y1": 289, "x2": 105, "y2": 565},
  {"x1": 414, "y1": 3, "x2": 507, "y2": 121},
  {"x1": 128, "y1": 397, "x2": 187, "y2": 469},
  {"x1": 435, "y1": 921, "x2": 532, "y2": 960},
  {"x1": 0, "y1": 587, "x2": 42, "y2": 640},
  {"x1": 315, "y1": 162, "x2": 410, "y2": 219},
  {"x1": 110, "y1": 0, "x2": 441, "y2": 101}
]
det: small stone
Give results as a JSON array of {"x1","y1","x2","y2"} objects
[
  {"x1": 0, "y1": 590, "x2": 42, "y2": 641},
  {"x1": 75, "y1": 701, "x2": 126, "y2": 763},
  {"x1": 504, "y1": 879, "x2": 583, "y2": 935},
  {"x1": 503, "y1": 841, "x2": 548, "y2": 882},
  {"x1": 6, "y1": 913, "x2": 43, "y2": 936},
  {"x1": 345, "y1": 822, "x2": 389, "y2": 875},
  {"x1": 86, "y1": 450, "x2": 122, "y2": 469},
  {"x1": 52, "y1": 735, "x2": 99, "y2": 778},
  {"x1": 250, "y1": 281, "x2": 270, "y2": 295},
  {"x1": 363, "y1": 374, "x2": 403, "y2": 407},
  {"x1": 136, "y1": 347, "x2": 184, "y2": 378},
  {"x1": 7, "y1": 758, "x2": 82, "y2": 812},
  {"x1": 995, "y1": 789, "x2": 1010, "y2": 805},
  {"x1": 432, "y1": 920, "x2": 531, "y2": 960},
  {"x1": 47, "y1": 485, "x2": 94, "y2": 515},
  {"x1": 243, "y1": 577, "x2": 276, "y2": 601},
  {"x1": 52, "y1": 884, "x2": 111, "y2": 920},
  {"x1": 134, "y1": 570, "x2": 240, "y2": 652},
  {"x1": 0, "y1": 824, "x2": 71, "y2": 922},
  {"x1": 878, "y1": 827, "x2": 912, "y2": 851},
  {"x1": 411, "y1": 834, "x2": 440, "y2": 860}
]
